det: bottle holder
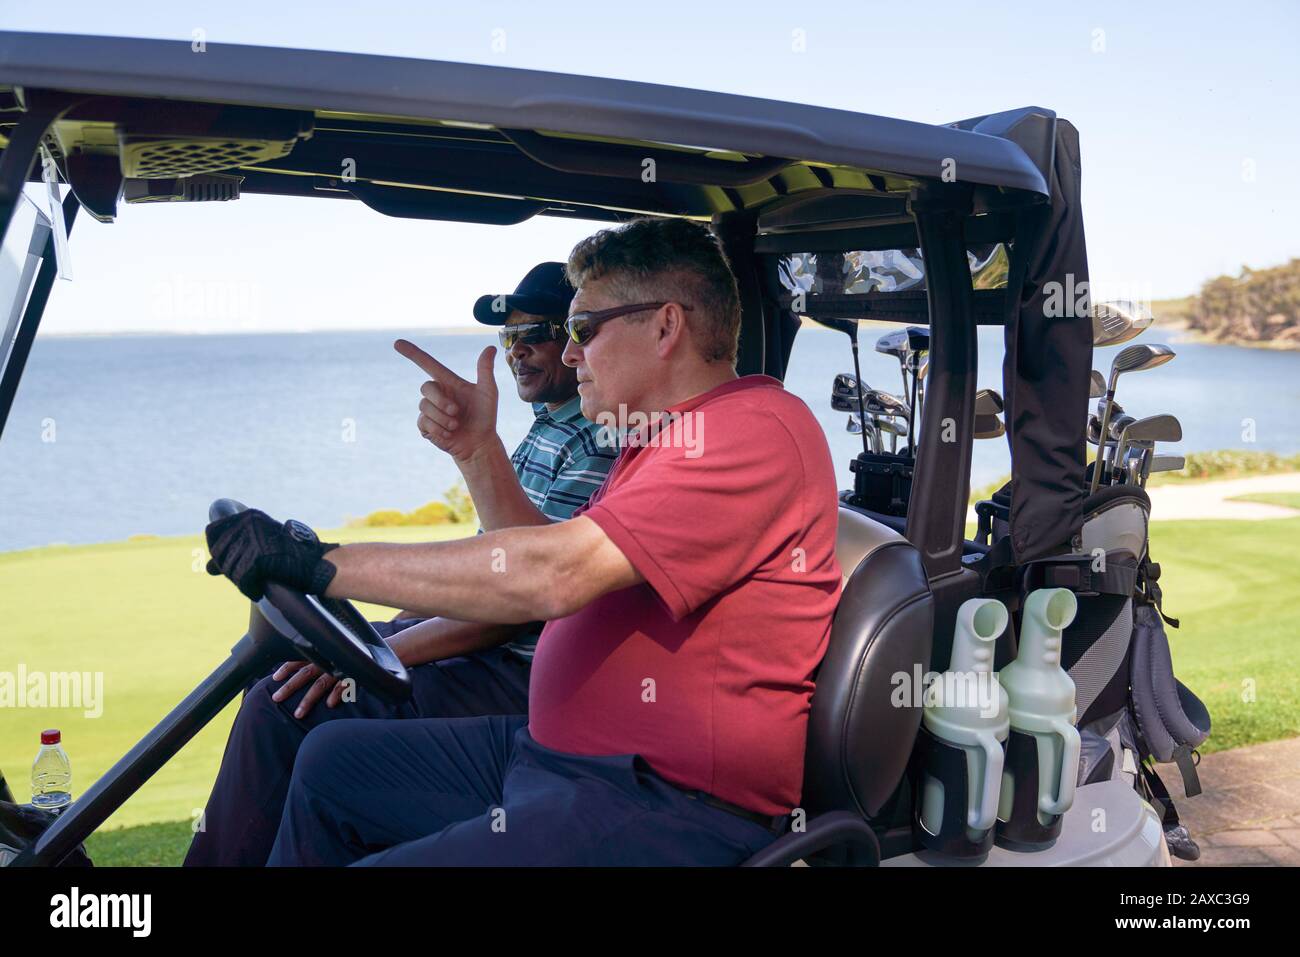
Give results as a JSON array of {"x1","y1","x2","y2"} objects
[
  {"x1": 995, "y1": 729, "x2": 1064, "y2": 849},
  {"x1": 915, "y1": 726, "x2": 999, "y2": 860}
]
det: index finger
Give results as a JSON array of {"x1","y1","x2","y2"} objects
[{"x1": 394, "y1": 338, "x2": 464, "y2": 384}]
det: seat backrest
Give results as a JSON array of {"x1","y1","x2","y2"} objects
[{"x1": 802, "y1": 506, "x2": 933, "y2": 819}]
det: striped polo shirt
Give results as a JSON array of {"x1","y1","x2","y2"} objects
[{"x1": 505, "y1": 394, "x2": 617, "y2": 658}]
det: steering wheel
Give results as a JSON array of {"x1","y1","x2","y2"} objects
[{"x1": 209, "y1": 498, "x2": 412, "y2": 704}]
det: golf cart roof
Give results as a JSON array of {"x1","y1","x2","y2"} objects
[{"x1": 0, "y1": 31, "x2": 1055, "y2": 229}]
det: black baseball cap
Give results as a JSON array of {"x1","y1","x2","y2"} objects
[{"x1": 472, "y1": 261, "x2": 575, "y2": 326}]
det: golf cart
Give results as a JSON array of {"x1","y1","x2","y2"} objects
[{"x1": 0, "y1": 32, "x2": 1204, "y2": 867}]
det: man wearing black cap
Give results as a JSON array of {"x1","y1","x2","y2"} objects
[
  {"x1": 405, "y1": 261, "x2": 617, "y2": 529},
  {"x1": 185, "y1": 262, "x2": 615, "y2": 866}
]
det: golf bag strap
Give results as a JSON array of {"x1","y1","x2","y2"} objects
[
  {"x1": 1137, "y1": 557, "x2": 1180, "y2": 628},
  {"x1": 1138, "y1": 760, "x2": 1182, "y2": 828},
  {"x1": 1016, "y1": 554, "x2": 1137, "y2": 598},
  {"x1": 1174, "y1": 745, "x2": 1203, "y2": 797}
]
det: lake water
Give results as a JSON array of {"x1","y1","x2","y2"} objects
[{"x1": 2, "y1": 326, "x2": 1298, "y2": 552}]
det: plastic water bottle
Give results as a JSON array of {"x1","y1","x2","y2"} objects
[{"x1": 31, "y1": 729, "x2": 72, "y2": 811}]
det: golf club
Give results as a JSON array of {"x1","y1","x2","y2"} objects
[
  {"x1": 974, "y1": 412, "x2": 1006, "y2": 440},
  {"x1": 1091, "y1": 300, "x2": 1155, "y2": 347},
  {"x1": 1105, "y1": 413, "x2": 1137, "y2": 477},
  {"x1": 975, "y1": 388, "x2": 1004, "y2": 417},
  {"x1": 875, "y1": 326, "x2": 928, "y2": 394},
  {"x1": 913, "y1": 353, "x2": 929, "y2": 445},
  {"x1": 1090, "y1": 343, "x2": 1177, "y2": 494},
  {"x1": 1144, "y1": 454, "x2": 1186, "y2": 485},
  {"x1": 863, "y1": 388, "x2": 910, "y2": 454},
  {"x1": 1114, "y1": 414, "x2": 1182, "y2": 485},
  {"x1": 1123, "y1": 444, "x2": 1149, "y2": 486}
]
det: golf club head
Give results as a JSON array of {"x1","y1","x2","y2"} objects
[
  {"x1": 875, "y1": 415, "x2": 908, "y2": 437},
  {"x1": 1108, "y1": 413, "x2": 1137, "y2": 442},
  {"x1": 874, "y1": 326, "x2": 929, "y2": 360},
  {"x1": 1121, "y1": 413, "x2": 1183, "y2": 446},
  {"x1": 1147, "y1": 454, "x2": 1185, "y2": 474},
  {"x1": 832, "y1": 372, "x2": 861, "y2": 398},
  {"x1": 864, "y1": 388, "x2": 910, "y2": 419},
  {"x1": 1087, "y1": 413, "x2": 1103, "y2": 445},
  {"x1": 1092, "y1": 300, "x2": 1154, "y2": 347},
  {"x1": 831, "y1": 394, "x2": 859, "y2": 413},
  {"x1": 1097, "y1": 397, "x2": 1125, "y2": 419},
  {"x1": 1089, "y1": 370, "x2": 1107, "y2": 398},
  {"x1": 975, "y1": 388, "x2": 1004, "y2": 417},
  {"x1": 845, "y1": 413, "x2": 864, "y2": 435},
  {"x1": 974, "y1": 412, "x2": 1006, "y2": 440},
  {"x1": 1112, "y1": 342, "x2": 1176, "y2": 376}
]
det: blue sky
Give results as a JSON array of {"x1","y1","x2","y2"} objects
[{"x1": 5, "y1": 0, "x2": 1297, "y2": 334}]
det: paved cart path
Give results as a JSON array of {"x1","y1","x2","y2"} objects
[
  {"x1": 964, "y1": 472, "x2": 1300, "y2": 524},
  {"x1": 1167, "y1": 736, "x2": 1300, "y2": 867}
]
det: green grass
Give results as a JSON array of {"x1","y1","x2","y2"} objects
[
  {"x1": 84, "y1": 818, "x2": 194, "y2": 866},
  {"x1": 1146, "y1": 518, "x2": 1300, "y2": 753},
  {"x1": 1227, "y1": 492, "x2": 1300, "y2": 510},
  {"x1": 3, "y1": 516, "x2": 1296, "y2": 865},
  {"x1": 0, "y1": 523, "x2": 474, "y2": 841}
]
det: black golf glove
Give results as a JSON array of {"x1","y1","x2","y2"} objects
[{"x1": 205, "y1": 509, "x2": 340, "y2": 601}]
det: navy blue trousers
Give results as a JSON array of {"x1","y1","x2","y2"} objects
[
  {"x1": 184, "y1": 619, "x2": 530, "y2": 867},
  {"x1": 267, "y1": 715, "x2": 778, "y2": 866}
]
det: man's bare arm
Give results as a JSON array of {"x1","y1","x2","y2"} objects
[
  {"x1": 386, "y1": 616, "x2": 526, "y2": 666},
  {"x1": 325, "y1": 516, "x2": 641, "y2": 622},
  {"x1": 271, "y1": 617, "x2": 524, "y2": 717},
  {"x1": 394, "y1": 338, "x2": 549, "y2": 530},
  {"x1": 455, "y1": 436, "x2": 551, "y2": 530}
]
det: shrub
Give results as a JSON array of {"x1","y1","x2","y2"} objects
[
  {"x1": 355, "y1": 481, "x2": 478, "y2": 528},
  {"x1": 444, "y1": 479, "x2": 478, "y2": 525},
  {"x1": 408, "y1": 501, "x2": 454, "y2": 525},
  {"x1": 361, "y1": 509, "x2": 407, "y2": 527},
  {"x1": 1148, "y1": 449, "x2": 1300, "y2": 484}
]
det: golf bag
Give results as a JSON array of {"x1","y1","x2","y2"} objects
[{"x1": 975, "y1": 482, "x2": 1211, "y2": 859}]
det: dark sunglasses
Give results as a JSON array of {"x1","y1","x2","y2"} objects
[
  {"x1": 565, "y1": 302, "x2": 693, "y2": 346},
  {"x1": 498, "y1": 320, "x2": 566, "y2": 350}
]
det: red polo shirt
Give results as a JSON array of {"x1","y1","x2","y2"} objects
[{"x1": 527, "y1": 375, "x2": 841, "y2": 815}]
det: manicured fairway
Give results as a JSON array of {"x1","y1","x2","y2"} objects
[
  {"x1": 3, "y1": 516, "x2": 1296, "y2": 865},
  {"x1": 0, "y1": 523, "x2": 474, "y2": 838}
]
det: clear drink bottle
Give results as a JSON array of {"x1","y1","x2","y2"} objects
[{"x1": 31, "y1": 729, "x2": 72, "y2": 811}]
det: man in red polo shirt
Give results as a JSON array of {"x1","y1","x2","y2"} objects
[{"x1": 203, "y1": 217, "x2": 841, "y2": 865}]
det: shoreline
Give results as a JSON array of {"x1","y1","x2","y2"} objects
[{"x1": 1166, "y1": 329, "x2": 1300, "y2": 352}]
